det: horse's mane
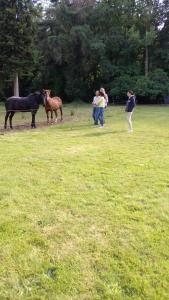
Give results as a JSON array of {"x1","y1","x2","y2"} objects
[{"x1": 28, "y1": 91, "x2": 40, "y2": 97}]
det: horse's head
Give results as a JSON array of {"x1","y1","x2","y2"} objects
[
  {"x1": 43, "y1": 89, "x2": 51, "y2": 98},
  {"x1": 33, "y1": 91, "x2": 47, "y2": 106},
  {"x1": 42, "y1": 89, "x2": 52, "y2": 106}
]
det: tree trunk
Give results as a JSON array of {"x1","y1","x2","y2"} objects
[
  {"x1": 145, "y1": 45, "x2": 149, "y2": 77},
  {"x1": 14, "y1": 72, "x2": 19, "y2": 96}
]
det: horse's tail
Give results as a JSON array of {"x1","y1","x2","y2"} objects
[
  {"x1": 5, "y1": 99, "x2": 8, "y2": 111},
  {"x1": 60, "y1": 105, "x2": 63, "y2": 121}
]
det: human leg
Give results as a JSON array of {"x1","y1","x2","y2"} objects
[
  {"x1": 94, "y1": 107, "x2": 100, "y2": 125},
  {"x1": 92, "y1": 107, "x2": 98, "y2": 125},
  {"x1": 98, "y1": 108, "x2": 104, "y2": 127},
  {"x1": 127, "y1": 112, "x2": 133, "y2": 132}
]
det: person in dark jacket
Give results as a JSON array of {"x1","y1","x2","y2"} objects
[{"x1": 125, "y1": 90, "x2": 136, "y2": 133}]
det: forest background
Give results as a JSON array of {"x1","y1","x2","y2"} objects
[{"x1": 0, "y1": 0, "x2": 169, "y2": 104}]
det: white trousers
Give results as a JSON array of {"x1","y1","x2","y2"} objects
[{"x1": 127, "y1": 112, "x2": 133, "y2": 131}]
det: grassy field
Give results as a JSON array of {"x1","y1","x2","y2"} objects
[{"x1": 0, "y1": 104, "x2": 169, "y2": 300}]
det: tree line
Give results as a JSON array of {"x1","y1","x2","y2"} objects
[{"x1": 0, "y1": 0, "x2": 169, "y2": 104}]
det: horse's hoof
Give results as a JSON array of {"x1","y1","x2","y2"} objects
[
  {"x1": 55, "y1": 119, "x2": 58, "y2": 123},
  {"x1": 10, "y1": 127, "x2": 13, "y2": 130}
]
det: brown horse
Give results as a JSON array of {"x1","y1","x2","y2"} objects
[{"x1": 43, "y1": 89, "x2": 63, "y2": 124}]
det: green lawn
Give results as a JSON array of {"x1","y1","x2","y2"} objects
[{"x1": 0, "y1": 104, "x2": 169, "y2": 300}]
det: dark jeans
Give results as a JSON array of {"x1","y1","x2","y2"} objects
[
  {"x1": 92, "y1": 107, "x2": 98, "y2": 124},
  {"x1": 95, "y1": 107, "x2": 104, "y2": 126}
]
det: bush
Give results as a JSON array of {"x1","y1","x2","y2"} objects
[{"x1": 108, "y1": 70, "x2": 169, "y2": 104}]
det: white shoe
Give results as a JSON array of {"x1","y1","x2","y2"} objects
[
  {"x1": 99, "y1": 126, "x2": 104, "y2": 128},
  {"x1": 128, "y1": 129, "x2": 133, "y2": 133}
]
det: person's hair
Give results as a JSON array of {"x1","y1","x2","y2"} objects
[
  {"x1": 99, "y1": 91, "x2": 105, "y2": 97},
  {"x1": 128, "y1": 90, "x2": 134, "y2": 95},
  {"x1": 100, "y1": 87, "x2": 106, "y2": 93}
]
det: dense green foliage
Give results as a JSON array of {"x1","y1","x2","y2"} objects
[
  {"x1": 0, "y1": 105, "x2": 169, "y2": 299},
  {"x1": 0, "y1": 0, "x2": 39, "y2": 96},
  {"x1": 0, "y1": 0, "x2": 169, "y2": 102}
]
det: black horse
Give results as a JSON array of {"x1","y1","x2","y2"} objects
[{"x1": 4, "y1": 91, "x2": 46, "y2": 129}]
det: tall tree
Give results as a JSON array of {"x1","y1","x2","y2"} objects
[
  {"x1": 135, "y1": 0, "x2": 164, "y2": 76},
  {"x1": 36, "y1": 0, "x2": 169, "y2": 102},
  {"x1": 0, "y1": 0, "x2": 39, "y2": 96}
]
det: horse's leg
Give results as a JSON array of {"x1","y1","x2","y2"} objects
[
  {"x1": 51, "y1": 110, "x2": 54, "y2": 123},
  {"x1": 4, "y1": 111, "x2": 10, "y2": 129},
  {"x1": 60, "y1": 106, "x2": 63, "y2": 121},
  {"x1": 31, "y1": 111, "x2": 37, "y2": 128},
  {"x1": 46, "y1": 110, "x2": 49, "y2": 124},
  {"x1": 9, "y1": 112, "x2": 15, "y2": 129},
  {"x1": 54, "y1": 110, "x2": 58, "y2": 123}
]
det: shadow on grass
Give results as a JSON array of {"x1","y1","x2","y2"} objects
[
  {"x1": 55, "y1": 122, "x2": 126, "y2": 137},
  {"x1": 83, "y1": 130, "x2": 125, "y2": 137},
  {"x1": 55, "y1": 123, "x2": 94, "y2": 131}
]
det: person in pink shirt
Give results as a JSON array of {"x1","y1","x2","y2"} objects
[{"x1": 92, "y1": 90, "x2": 100, "y2": 125}]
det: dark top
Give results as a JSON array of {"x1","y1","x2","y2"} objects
[{"x1": 125, "y1": 96, "x2": 136, "y2": 112}]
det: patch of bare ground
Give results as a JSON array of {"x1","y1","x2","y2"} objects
[{"x1": 0, "y1": 116, "x2": 72, "y2": 134}]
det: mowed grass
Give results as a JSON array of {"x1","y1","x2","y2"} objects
[{"x1": 0, "y1": 103, "x2": 169, "y2": 300}]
